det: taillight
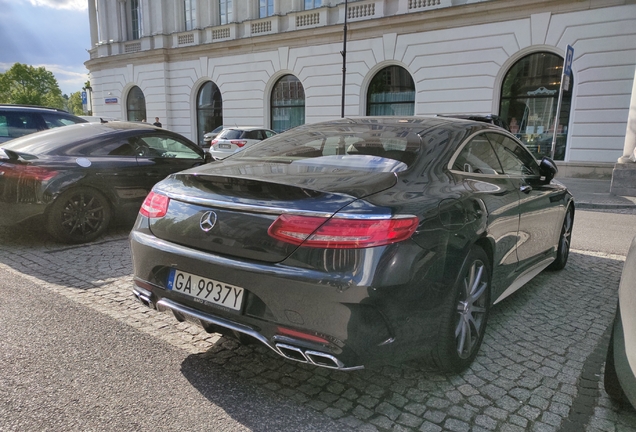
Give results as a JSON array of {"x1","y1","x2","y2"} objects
[
  {"x1": 210, "y1": 139, "x2": 218, "y2": 145},
  {"x1": 268, "y1": 214, "x2": 418, "y2": 249},
  {"x1": 0, "y1": 164, "x2": 58, "y2": 181},
  {"x1": 230, "y1": 140, "x2": 248, "y2": 148},
  {"x1": 140, "y1": 191, "x2": 169, "y2": 218}
]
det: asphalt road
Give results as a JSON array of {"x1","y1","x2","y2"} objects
[
  {"x1": 571, "y1": 209, "x2": 636, "y2": 256},
  {"x1": 0, "y1": 266, "x2": 349, "y2": 431}
]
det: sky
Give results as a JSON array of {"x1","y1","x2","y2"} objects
[{"x1": 0, "y1": 0, "x2": 90, "y2": 96}]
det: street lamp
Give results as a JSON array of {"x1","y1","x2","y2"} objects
[{"x1": 341, "y1": 0, "x2": 348, "y2": 118}]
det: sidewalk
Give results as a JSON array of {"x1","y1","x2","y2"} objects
[{"x1": 555, "y1": 177, "x2": 636, "y2": 210}]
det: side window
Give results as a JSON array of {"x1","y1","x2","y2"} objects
[
  {"x1": 452, "y1": 135, "x2": 503, "y2": 175},
  {"x1": 5, "y1": 113, "x2": 39, "y2": 138},
  {"x1": 264, "y1": 130, "x2": 276, "y2": 138},
  {"x1": 136, "y1": 135, "x2": 202, "y2": 159},
  {"x1": 0, "y1": 115, "x2": 8, "y2": 139},
  {"x1": 88, "y1": 139, "x2": 138, "y2": 157},
  {"x1": 41, "y1": 113, "x2": 85, "y2": 128},
  {"x1": 486, "y1": 133, "x2": 540, "y2": 176},
  {"x1": 244, "y1": 130, "x2": 262, "y2": 140}
]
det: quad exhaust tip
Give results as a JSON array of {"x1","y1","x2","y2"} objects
[{"x1": 275, "y1": 343, "x2": 346, "y2": 369}]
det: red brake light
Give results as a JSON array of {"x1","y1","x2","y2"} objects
[
  {"x1": 210, "y1": 139, "x2": 219, "y2": 145},
  {"x1": 140, "y1": 191, "x2": 169, "y2": 218},
  {"x1": 230, "y1": 140, "x2": 248, "y2": 148},
  {"x1": 0, "y1": 164, "x2": 58, "y2": 181},
  {"x1": 268, "y1": 214, "x2": 418, "y2": 249}
]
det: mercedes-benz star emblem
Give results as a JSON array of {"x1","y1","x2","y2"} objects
[{"x1": 199, "y1": 211, "x2": 218, "y2": 232}]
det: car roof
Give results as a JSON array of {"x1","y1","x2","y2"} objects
[
  {"x1": 221, "y1": 127, "x2": 273, "y2": 131},
  {"x1": 0, "y1": 121, "x2": 166, "y2": 154},
  {"x1": 0, "y1": 104, "x2": 74, "y2": 114}
]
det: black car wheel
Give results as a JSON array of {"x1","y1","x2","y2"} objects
[
  {"x1": 46, "y1": 187, "x2": 112, "y2": 243},
  {"x1": 548, "y1": 206, "x2": 573, "y2": 271},
  {"x1": 434, "y1": 246, "x2": 491, "y2": 372}
]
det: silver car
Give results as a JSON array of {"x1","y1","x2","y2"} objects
[
  {"x1": 208, "y1": 127, "x2": 276, "y2": 160},
  {"x1": 604, "y1": 235, "x2": 636, "y2": 409}
]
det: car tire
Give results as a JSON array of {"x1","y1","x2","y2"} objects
[
  {"x1": 547, "y1": 206, "x2": 574, "y2": 271},
  {"x1": 46, "y1": 187, "x2": 111, "y2": 244},
  {"x1": 433, "y1": 245, "x2": 491, "y2": 373},
  {"x1": 604, "y1": 327, "x2": 630, "y2": 404}
]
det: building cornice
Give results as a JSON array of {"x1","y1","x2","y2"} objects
[{"x1": 85, "y1": 0, "x2": 629, "y2": 73}]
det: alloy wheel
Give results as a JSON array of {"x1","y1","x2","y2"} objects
[{"x1": 455, "y1": 259, "x2": 489, "y2": 359}]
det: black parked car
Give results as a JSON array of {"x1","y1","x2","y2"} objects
[
  {"x1": 130, "y1": 116, "x2": 573, "y2": 372},
  {"x1": 0, "y1": 104, "x2": 87, "y2": 143},
  {"x1": 0, "y1": 122, "x2": 210, "y2": 243}
]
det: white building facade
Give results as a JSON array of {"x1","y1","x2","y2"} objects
[{"x1": 85, "y1": 0, "x2": 636, "y2": 173}]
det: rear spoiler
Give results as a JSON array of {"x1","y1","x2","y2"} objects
[{"x1": 0, "y1": 148, "x2": 20, "y2": 161}]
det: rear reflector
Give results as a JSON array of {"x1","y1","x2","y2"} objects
[
  {"x1": 268, "y1": 214, "x2": 418, "y2": 249},
  {"x1": 140, "y1": 191, "x2": 169, "y2": 218},
  {"x1": 277, "y1": 327, "x2": 329, "y2": 344}
]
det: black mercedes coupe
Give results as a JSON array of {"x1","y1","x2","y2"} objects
[
  {"x1": 0, "y1": 122, "x2": 209, "y2": 243},
  {"x1": 130, "y1": 116, "x2": 574, "y2": 372}
]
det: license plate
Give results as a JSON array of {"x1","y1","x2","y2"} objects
[
  {"x1": 219, "y1": 144, "x2": 231, "y2": 149},
  {"x1": 167, "y1": 269, "x2": 245, "y2": 311}
]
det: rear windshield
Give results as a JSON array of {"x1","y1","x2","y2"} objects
[
  {"x1": 233, "y1": 124, "x2": 422, "y2": 173},
  {"x1": 217, "y1": 129, "x2": 244, "y2": 140}
]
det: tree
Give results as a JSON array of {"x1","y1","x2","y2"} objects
[
  {"x1": 67, "y1": 91, "x2": 84, "y2": 115},
  {"x1": 0, "y1": 63, "x2": 66, "y2": 109}
]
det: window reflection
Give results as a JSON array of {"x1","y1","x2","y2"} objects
[
  {"x1": 366, "y1": 66, "x2": 415, "y2": 116},
  {"x1": 271, "y1": 75, "x2": 305, "y2": 133},
  {"x1": 127, "y1": 86, "x2": 146, "y2": 122},
  {"x1": 499, "y1": 52, "x2": 572, "y2": 160}
]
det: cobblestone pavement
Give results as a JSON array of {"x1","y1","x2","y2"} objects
[{"x1": 1, "y1": 222, "x2": 636, "y2": 432}]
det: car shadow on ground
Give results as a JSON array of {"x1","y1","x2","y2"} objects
[
  {"x1": 0, "y1": 220, "x2": 133, "y2": 290},
  {"x1": 180, "y1": 252, "x2": 636, "y2": 431}
]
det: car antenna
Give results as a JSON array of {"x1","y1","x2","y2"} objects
[{"x1": 100, "y1": 117, "x2": 108, "y2": 123}]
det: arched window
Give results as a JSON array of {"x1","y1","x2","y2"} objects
[
  {"x1": 271, "y1": 75, "x2": 305, "y2": 133},
  {"x1": 366, "y1": 66, "x2": 415, "y2": 116},
  {"x1": 196, "y1": 81, "x2": 223, "y2": 145},
  {"x1": 499, "y1": 52, "x2": 573, "y2": 160},
  {"x1": 126, "y1": 86, "x2": 146, "y2": 121}
]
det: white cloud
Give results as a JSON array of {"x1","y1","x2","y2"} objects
[{"x1": 26, "y1": 0, "x2": 86, "y2": 11}]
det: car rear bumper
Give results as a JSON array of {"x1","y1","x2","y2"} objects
[
  {"x1": 129, "y1": 225, "x2": 446, "y2": 369},
  {"x1": 0, "y1": 201, "x2": 46, "y2": 226}
]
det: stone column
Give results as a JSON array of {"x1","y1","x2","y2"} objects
[
  {"x1": 610, "y1": 65, "x2": 636, "y2": 196},
  {"x1": 88, "y1": 0, "x2": 99, "y2": 46}
]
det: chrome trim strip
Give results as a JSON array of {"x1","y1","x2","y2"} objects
[
  {"x1": 160, "y1": 191, "x2": 334, "y2": 217},
  {"x1": 493, "y1": 257, "x2": 554, "y2": 305}
]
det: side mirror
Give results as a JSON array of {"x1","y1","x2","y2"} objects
[
  {"x1": 204, "y1": 152, "x2": 214, "y2": 164},
  {"x1": 539, "y1": 156, "x2": 558, "y2": 182}
]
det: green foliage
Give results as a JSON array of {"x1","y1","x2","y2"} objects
[
  {"x1": 0, "y1": 63, "x2": 66, "y2": 109},
  {"x1": 67, "y1": 91, "x2": 84, "y2": 115}
]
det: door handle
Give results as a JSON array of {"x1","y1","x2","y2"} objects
[{"x1": 520, "y1": 185, "x2": 533, "y2": 194}]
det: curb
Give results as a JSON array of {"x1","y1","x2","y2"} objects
[{"x1": 575, "y1": 202, "x2": 636, "y2": 210}]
